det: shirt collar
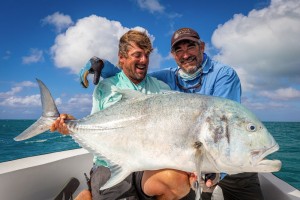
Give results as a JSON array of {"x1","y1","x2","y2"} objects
[
  {"x1": 119, "y1": 71, "x2": 147, "y2": 87},
  {"x1": 202, "y1": 53, "x2": 213, "y2": 74}
]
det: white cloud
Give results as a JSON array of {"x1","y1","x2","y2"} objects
[
  {"x1": 134, "y1": 0, "x2": 181, "y2": 20},
  {"x1": 55, "y1": 97, "x2": 62, "y2": 106},
  {"x1": 68, "y1": 94, "x2": 92, "y2": 105},
  {"x1": 242, "y1": 97, "x2": 288, "y2": 112},
  {"x1": 0, "y1": 81, "x2": 91, "y2": 118},
  {"x1": 42, "y1": 12, "x2": 74, "y2": 33},
  {"x1": 0, "y1": 94, "x2": 41, "y2": 107},
  {"x1": 15, "y1": 81, "x2": 37, "y2": 87},
  {"x1": 150, "y1": 48, "x2": 163, "y2": 69},
  {"x1": 22, "y1": 48, "x2": 44, "y2": 64},
  {"x1": 50, "y1": 15, "x2": 160, "y2": 73},
  {"x1": 211, "y1": 0, "x2": 300, "y2": 92},
  {"x1": 0, "y1": 87, "x2": 22, "y2": 98},
  {"x1": 50, "y1": 15, "x2": 127, "y2": 73},
  {"x1": 259, "y1": 87, "x2": 300, "y2": 100},
  {"x1": 136, "y1": 0, "x2": 165, "y2": 13},
  {"x1": 0, "y1": 81, "x2": 38, "y2": 109},
  {"x1": 56, "y1": 94, "x2": 92, "y2": 115},
  {"x1": 0, "y1": 81, "x2": 36, "y2": 98}
]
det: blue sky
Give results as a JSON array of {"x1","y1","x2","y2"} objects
[{"x1": 0, "y1": 0, "x2": 299, "y2": 122}]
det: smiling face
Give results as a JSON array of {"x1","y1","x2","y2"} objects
[
  {"x1": 118, "y1": 30, "x2": 152, "y2": 85},
  {"x1": 171, "y1": 40, "x2": 205, "y2": 74},
  {"x1": 119, "y1": 42, "x2": 150, "y2": 84}
]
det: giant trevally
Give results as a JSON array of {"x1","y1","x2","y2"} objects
[{"x1": 14, "y1": 79, "x2": 281, "y2": 190}]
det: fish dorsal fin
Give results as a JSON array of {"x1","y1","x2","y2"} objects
[
  {"x1": 100, "y1": 164, "x2": 131, "y2": 190},
  {"x1": 111, "y1": 85, "x2": 146, "y2": 100}
]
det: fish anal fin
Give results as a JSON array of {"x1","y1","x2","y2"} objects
[
  {"x1": 70, "y1": 134, "x2": 130, "y2": 190},
  {"x1": 100, "y1": 164, "x2": 131, "y2": 190}
]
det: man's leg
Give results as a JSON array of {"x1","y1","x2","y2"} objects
[
  {"x1": 180, "y1": 190, "x2": 197, "y2": 200},
  {"x1": 91, "y1": 167, "x2": 197, "y2": 200},
  {"x1": 90, "y1": 166, "x2": 109, "y2": 199},
  {"x1": 74, "y1": 190, "x2": 92, "y2": 200},
  {"x1": 218, "y1": 173, "x2": 264, "y2": 200},
  {"x1": 91, "y1": 165, "x2": 139, "y2": 200},
  {"x1": 141, "y1": 169, "x2": 194, "y2": 200}
]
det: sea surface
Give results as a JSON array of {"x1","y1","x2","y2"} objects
[{"x1": 0, "y1": 120, "x2": 299, "y2": 189}]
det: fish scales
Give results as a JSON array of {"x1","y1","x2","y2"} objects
[{"x1": 70, "y1": 93, "x2": 206, "y2": 170}]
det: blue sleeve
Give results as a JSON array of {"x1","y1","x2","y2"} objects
[
  {"x1": 101, "y1": 60, "x2": 121, "y2": 78},
  {"x1": 149, "y1": 68, "x2": 177, "y2": 90},
  {"x1": 220, "y1": 172, "x2": 227, "y2": 180},
  {"x1": 150, "y1": 69, "x2": 170, "y2": 82},
  {"x1": 213, "y1": 67, "x2": 241, "y2": 103}
]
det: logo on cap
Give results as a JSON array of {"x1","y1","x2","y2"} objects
[{"x1": 176, "y1": 28, "x2": 193, "y2": 36}]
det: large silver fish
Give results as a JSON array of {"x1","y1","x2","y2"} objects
[{"x1": 14, "y1": 79, "x2": 281, "y2": 190}]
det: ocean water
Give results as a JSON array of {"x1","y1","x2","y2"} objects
[{"x1": 0, "y1": 120, "x2": 299, "y2": 189}]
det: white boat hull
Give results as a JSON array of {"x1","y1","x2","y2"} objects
[{"x1": 0, "y1": 149, "x2": 299, "y2": 200}]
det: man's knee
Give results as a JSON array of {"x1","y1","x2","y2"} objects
[
  {"x1": 166, "y1": 170, "x2": 191, "y2": 197},
  {"x1": 74, "y1": 189, "x2": 92, "y2": 200},
  {"x1": 142, "y1": 169, "x2": 191, "y2": 199}
]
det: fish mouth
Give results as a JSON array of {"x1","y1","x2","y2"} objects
[{"x1": 251, "y1": 143, "x2": 282, "y2": 172}]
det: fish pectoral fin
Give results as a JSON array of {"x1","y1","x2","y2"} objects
[{"x1": 100, "y1": 164, "x2": 131, "y2": 190}]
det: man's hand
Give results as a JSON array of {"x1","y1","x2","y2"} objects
[
  {"x1": 189, "y1": 172, "x2": 199, "y2": 191},
  {"x1": 189, "y1": 172, "x2": 220, "y2": 192},
  {"x1": 50, "y1": 114, "x2": 75, "y2": 134},
  {"x1": 200, "y1": 173, "x2": 220, "y2": 193},
  {"x1": 79, "y1": 56, "x2": 104, "y2": 88}
]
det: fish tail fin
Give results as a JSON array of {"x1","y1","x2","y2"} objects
[{"x1": 14, "y1": 79, "x2": 60, "y2": 141}]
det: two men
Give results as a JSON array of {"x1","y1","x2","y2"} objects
[
  {"x1": 54, "y1": 27, "x2": 264, "y2": 200},
  {"x1": 52, "y1": 29, "x2": 197, "y2": 200}
]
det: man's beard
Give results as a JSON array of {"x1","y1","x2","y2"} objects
[{"x1": 179, "y1": 56, "x2": 200, "y2": 74}]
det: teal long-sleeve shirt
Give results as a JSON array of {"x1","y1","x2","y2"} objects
[{"x1": 91, "y1": 70, "x2": 170, "y2": 166}]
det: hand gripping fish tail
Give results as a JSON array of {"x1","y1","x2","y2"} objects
[{"x1": 14, "y1": 79, "x2": 61, "y2": 141}]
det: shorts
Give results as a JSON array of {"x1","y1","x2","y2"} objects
[
  {"x1": 218, "y1": 172, "x2": 264, "y2": 200},
  {"x1": 90, "y1": 165, "x2": 155, "y2": 200}
]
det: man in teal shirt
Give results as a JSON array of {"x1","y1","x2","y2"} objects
[{"x1": 52, "y1": 29, "x2": 196, "y2": 200}]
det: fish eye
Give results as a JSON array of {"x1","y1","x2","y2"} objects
[{"x1": 247, "y1": 123, "x2": 256, "y2": 132}]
